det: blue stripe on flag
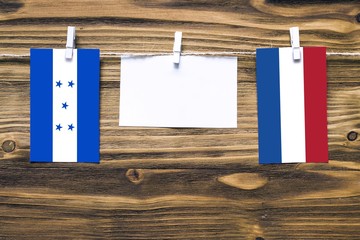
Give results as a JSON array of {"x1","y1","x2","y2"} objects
[
  {"x1": 256, "y1": 48, "x2": 282, "y2": 164},
  {"x1": 30, "y1": 49, "x2": 53, "y2": 162},
  {"x1": 77, "y1": 49, "x2": 100, "y2": 163}
]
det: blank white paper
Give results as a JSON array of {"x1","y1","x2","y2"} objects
[{"x1": 119, "y1": 55, "x2": 237, "y2": 128}]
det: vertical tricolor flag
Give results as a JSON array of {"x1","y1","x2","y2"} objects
[
  {"x1": 256, "y1": 47, "x2": 328, "y2": 164},
  {"x1": 30, "y1": 49, "x2": 100, "y2": 163}
]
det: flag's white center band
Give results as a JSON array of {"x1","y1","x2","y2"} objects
[{"x1": 53, "y1": 49, "x2": 78, "y2": 162}]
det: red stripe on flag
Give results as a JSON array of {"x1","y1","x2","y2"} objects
[{"x1": 304, "y1": 47, "x2": 328, "y2": 163}]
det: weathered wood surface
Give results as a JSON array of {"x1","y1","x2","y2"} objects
[{"x1": 0, "y1": 0, "x2": 359, "y2": 239}]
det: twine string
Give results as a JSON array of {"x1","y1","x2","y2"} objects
[{"x1": 0, "y1": 51, "x2": 359, "y2": 58}]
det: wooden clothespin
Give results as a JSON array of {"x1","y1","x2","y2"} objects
[
  {"x1": 173, "y1": 31, "x2": 182, "y2": 64},
  {"x1": 290, "y1": 27, "x2": 301, "y2": 60},
  {"x1": 65, "y1": 26, "x2": 76, "y2": 59}
]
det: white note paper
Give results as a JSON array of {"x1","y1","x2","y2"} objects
[{"x1": 119, "y1": 56, "x2": 237, "y2": 128}]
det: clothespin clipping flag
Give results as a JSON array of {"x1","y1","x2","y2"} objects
[
  {"x1": 30, "y1": 27, "x2": 100, "y2": 163},
  {"x1": 256, "y1": 27, "x2": 328, "y2": 164}
]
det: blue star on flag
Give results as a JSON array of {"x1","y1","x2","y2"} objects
[
  {"x1": 56, "y1": 80, "x2": 62, "y2": 88},
  {"x1": 68, "y1": 80, "x2": 75, "y2": 88},
  {"x1": 68, "y1": 124, "x2": 75, "y2": 131},
  {"x1": 62, "y1": 102, "x2": 69, "y2": 109},
  {"x1": 56, "y1": 124, "x2": 62, "y2": 131}
]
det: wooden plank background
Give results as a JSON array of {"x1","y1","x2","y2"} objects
[{"x1": 0, "y1": 0, "x2": 359, "y2": 239}]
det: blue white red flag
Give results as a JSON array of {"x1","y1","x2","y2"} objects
[
  {"x1": 30, "y1": 49, "x2": 100, "y2": 163},
  {"x1": 256, "y1": 47, "x2": 328, "y2": 164}
]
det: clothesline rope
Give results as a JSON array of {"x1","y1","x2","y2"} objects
[{"x1": 0, "y1": 51, "x2": 359, "y2": 58}]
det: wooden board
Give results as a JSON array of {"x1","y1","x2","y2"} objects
[{"x1": 0, "y1": 0, "x2": 359, "y2": 239}]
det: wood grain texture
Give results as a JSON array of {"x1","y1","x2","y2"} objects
[{"x1": 0, "y1": 0, "x2": 359, "y2": 239}]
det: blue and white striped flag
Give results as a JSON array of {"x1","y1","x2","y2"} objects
[{"x1": 30, "y1": 49, "x2": 100, "y2": 163}]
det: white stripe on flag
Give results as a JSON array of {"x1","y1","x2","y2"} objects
[
  {"x1": 53, "y1": 49, "x2": 78, "y2": 162},
  {"x1": 279, "y1": 47, "x2": 306, "y2": 163}
]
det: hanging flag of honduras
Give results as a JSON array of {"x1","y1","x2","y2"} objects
[
  {"x1": 30, "y1": 49, "x2": 100, "y2": 163},
  {"x1": 256, "y1": 47, "x2": 328, "y2": 164}
]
